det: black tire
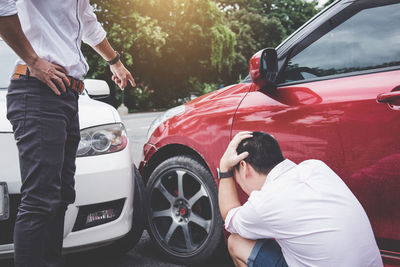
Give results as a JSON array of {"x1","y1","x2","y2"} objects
[{"x1": 145, "y1": 156, "x2": 224, "y2": 265}]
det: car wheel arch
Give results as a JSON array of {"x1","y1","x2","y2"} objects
[{"x1": 142, "y1": 144, "x2": 213, "y2": 185}]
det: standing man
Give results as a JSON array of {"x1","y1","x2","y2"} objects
[
  {"x1": 0, "y1": 1, "x2": 135, "y2": 266},
  {"x1": 218, "y1": 131, "x2": 383, "y2": 267}
]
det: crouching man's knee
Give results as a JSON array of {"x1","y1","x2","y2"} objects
[
  {"x1": 227, "y1": 234, "x2": 256, "y2": 267},
  {"x1": 228, "y1": 234, "x2": 241, "y2": 257}
]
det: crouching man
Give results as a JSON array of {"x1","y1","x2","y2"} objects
[{"x1": 218, "y1": 131, "x2": 383, "y2": 267}]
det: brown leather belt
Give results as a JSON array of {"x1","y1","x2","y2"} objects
[{"x1": 12, "y1": 64, "x2": 85, "y2": 94}]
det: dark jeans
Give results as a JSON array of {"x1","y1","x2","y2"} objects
[
  {"x1": 7, "y1": 77, "x2": 80, "y2": 267},
  {"x1": 247, "y1": 239, "x2": 288, "y2": 267}
]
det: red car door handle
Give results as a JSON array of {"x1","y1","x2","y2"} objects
[{"x1": 377, "y1": 90, "x2": 400, "y2": 104}]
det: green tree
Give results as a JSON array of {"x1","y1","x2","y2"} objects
[
  {"x1": 83, "y1": 0, "x2": 320, "y2": 110},
  {"x1": 143, "y1": 0, "x2": 236, "y2": 107},
  {"x1": 83, "y1": 0, "x2": 235, "y2": 109},
  {"x1": 323, "y1": 0, "x2": 336, "y2": 8},
  {"x1": 222, "y1": 9, "x2": 285, "y2": 82},
  {"x1": 218, "y1": 0, "x2": 319, "y2": 36},
  {"x1": 218, "y1": 0, "x2": 319, "y2": 83},
  {"x1": 269, "y1": 0, "x2": 319, "y2": 36}
]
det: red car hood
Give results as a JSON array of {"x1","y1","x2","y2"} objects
[{"x1": 185, "y1": 83, "x2": 250, "y2": 109}]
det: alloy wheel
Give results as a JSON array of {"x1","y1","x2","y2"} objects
[{"x1": 148, "y1": 168, "x2": 214, "y2": 256}]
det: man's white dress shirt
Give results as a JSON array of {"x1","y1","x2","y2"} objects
[
  {"x1": 225, "y1": 159, "x2": 383, "y2": 267},
  {"x1": 0, "y1": 0, "x2": 106, "y2": 79}
]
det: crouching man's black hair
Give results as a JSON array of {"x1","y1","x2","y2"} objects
[{"x1": 235, "y1": 131, "x2": 284, "y2": 175}]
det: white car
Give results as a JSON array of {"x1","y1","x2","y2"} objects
[{"x1": 0, "y1": 40, "x2": 144, "y2": 258}]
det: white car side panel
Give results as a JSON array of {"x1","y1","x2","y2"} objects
[
  {"x1": 0, "y1": 96, "x2": 11, "y2": 132},
  {"x1": 0, "y1": 133, "x2": 20, "y2": 193}
]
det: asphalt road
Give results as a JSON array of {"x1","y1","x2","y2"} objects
[{"x1": 0, "y1": 112, "x2": 233, "y2": 267}]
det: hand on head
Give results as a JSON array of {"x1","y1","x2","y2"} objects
[{"x1": 220, "y1": 131, "x2": 253, "y2": 173}]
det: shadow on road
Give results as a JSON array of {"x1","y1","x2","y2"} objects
[{"x1": 64, "y1": 231, "x2": 234, "y2": 267}]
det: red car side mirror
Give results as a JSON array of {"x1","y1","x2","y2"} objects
[{"x1": 249, "y1": 48, "x2": 278, "y2": 89}]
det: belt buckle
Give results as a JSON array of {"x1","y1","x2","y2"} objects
[
  {"x1": 78, "y1": 81, "x2": 84, "y2": 94},
  {"x1": 69, "y1": 77, "x2": 84, "y2": 94}
]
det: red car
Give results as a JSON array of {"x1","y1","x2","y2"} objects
[{"x1": 140, "y1": 0, "x2": 400, "y2": 265}]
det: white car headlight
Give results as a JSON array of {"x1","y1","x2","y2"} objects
[
  {"x1": 146, "y1": 105, "x2": 186, "y2": 142},
  {"x1": 77, "y1": 123, "x2": 128, "y2": 157}
]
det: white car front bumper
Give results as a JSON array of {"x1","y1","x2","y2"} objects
[
  {"x1": 0, "y1": 133, "x2": 135, "y2": 258},
  {"x1": 63, "y1": 145, "x2": 134, "y2": 250}
]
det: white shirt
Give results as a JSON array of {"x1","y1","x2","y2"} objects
[
  {"x1": 225, "y1": 159, "x2": 383, "y2": 267},
  {"x1": 0, "y1": 0, "x2": 106, "y2": 79}
]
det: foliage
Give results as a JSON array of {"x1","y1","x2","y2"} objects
[
  {"x1": 123, "y1": 84, "x2": 154, "y2": 112},
  {"x1": 142, "y1": 0, "x2": 236, "y2": 107},
  {"x1": 219, "y1": 0, "x2": 319, "y2": 36},
  {"x1": 222, "y1": 8, "x2": 285, "y2": 82},
  {"x1": 189, "y1": 77, "x2": 221, "y2": 96},
  {"x1": 84, "y1": 0, "x2": 235, "y2": 109},
  {"x1": 269, "y1": 0, "x2": 319, "y2": 36},
  {"x1": 323, "y1": 0, "x2": 336, "y2": 8},
  {"x1": 218, "y1": 0, "x2": 318, "y2": 82},
  {"x1": 83, "y1": 0, "x2": 322, "y2": 111}
]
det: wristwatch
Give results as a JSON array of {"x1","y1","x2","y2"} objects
[
  {"x1": 107, "y1": 51, "x2": 120, "y2": 65},
  {"x1": 217, "y1": 168, "x2": 233, "y2": 180}
]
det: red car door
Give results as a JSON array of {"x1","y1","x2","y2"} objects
[
  {"x1": 334, "y1": 71, "x2": 400, "y2": 257},
  {"x1": 233, "y1": 1, "x2": 400, "y2": 259},
  {"x1": 231, "y1": 77, "x2": 346, "y2": 202}
]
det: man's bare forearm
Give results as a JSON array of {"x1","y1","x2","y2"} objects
[
  {"x1": 92, "y1": 37, "x2": 120, "y2": 64},
  {"x1": 92, "y1": 37, "x2": 135, "y2": 90},
  {"x1": 0, "y1": 14, "x2": 69, "y2": 95},
  {"x1": 218, "y1": 132, "x2": 253, "y2": 221},
  {"x1": 218, "y1": 178, "x2": 241, "y2": 221},
  {"x1": 0, "y1": 15, "x2": 39, "y2": 66}
]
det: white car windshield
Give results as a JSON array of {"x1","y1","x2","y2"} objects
[{"x1": 0, "y1": 40, "x2": 19, "y2": 89}]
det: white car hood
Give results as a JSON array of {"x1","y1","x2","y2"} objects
[
  {"x1": 0, "y1": 90, "x2": 119, "y2": 132},
  {"x1": 78, "y1": 94, "x2": 120, "y2": 129}
]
